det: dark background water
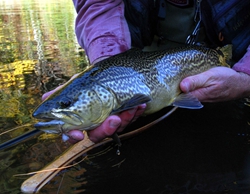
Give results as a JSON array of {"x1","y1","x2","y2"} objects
[{"x1": 0, "y1": 1, "x2": 250, "y2": 194}]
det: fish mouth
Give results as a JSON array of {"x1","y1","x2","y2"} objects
[
  {"x1": 33, "y1": 110, "x2": 85, "y2": 133},
  {"x1": 34, "y1": 117, "x2": 84, "y2": 134},
  {"x1": 34, "y1": 120, "x2": 66, "y2": 134},
  {"x1": 33, "y1": 109, "x2": 84, "y2": 126}
]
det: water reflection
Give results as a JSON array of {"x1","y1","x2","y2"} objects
[
  {"x1": 0, "y1": 0, "x2": 87, "y2": 129},
  {"x1": 0, "y1": 1, "x2": 88, "y2": 193}
]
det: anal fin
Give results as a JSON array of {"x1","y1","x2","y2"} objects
[{"x1": 173, "y1": 93, "x2": 203, "y2": 109}]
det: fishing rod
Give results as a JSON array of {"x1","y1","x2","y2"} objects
[{"x1": 0, "y1": 129, "x2": 42, "y2": 150}]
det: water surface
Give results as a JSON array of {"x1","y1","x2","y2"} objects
[{"x1": 0, "y1": 0, "x2": 88, "y2": 193}]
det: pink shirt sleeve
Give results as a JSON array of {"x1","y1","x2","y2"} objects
[
  {"x1": 233, "y1": 45, "x2": 250, "y2": 75},
  {"x1": 73, "y1": 0, "x2": 131, "y2": 64}
]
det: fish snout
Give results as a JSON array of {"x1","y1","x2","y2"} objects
[{"x1": 32, "y1": 106, "x2": 53, "y2": 119}]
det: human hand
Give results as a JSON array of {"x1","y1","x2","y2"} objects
[{"x1": 180, "y1": 67, "x2": 250, "y2": 102}]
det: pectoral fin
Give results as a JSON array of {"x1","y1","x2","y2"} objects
[
  {"x1": 112, "y1": 94, "x2": 151, "y2": 114},
  {"x1": 173, "y1": 93, "x2": 203, "y2": 109}
]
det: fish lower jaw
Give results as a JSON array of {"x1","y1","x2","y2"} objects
[
  {"x1": 59, "y1": 122, "x2": 102, "y2": 133},
  {"x1": 50, "y1": 111, "x2": 84, "y2": 126},
  {"x1": 34, "y1": 118, "x2": 102, "y2": 134}
]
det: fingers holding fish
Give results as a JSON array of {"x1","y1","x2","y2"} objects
[
  {"x1": 88, "y1": 104, "x2": 147, "y2": 142},
  {"x1": 42, "y1": 88, "x2": 58, "y2": 101},
  {"x1": 130, "y1": 104, "x2": 147, "y2": 123},
  {"x1": 88, "y1": 115, "x2": 121, "y2": 143},
  {"x1": 116, "y1": 104, "x2": 147, "y2": 133},
  {"x1": 180, "y1": 67, "x2": 250, "y2": 102},
  {"x1": 67, "y1": 129, "x2": 85, "y2": 144}
]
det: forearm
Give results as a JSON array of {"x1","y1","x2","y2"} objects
[{"x1": 73, "y1": 0, "x2": 131, "y2": 64}]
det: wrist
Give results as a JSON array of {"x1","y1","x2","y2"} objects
[
  {"x1": 232, "y1": 45, "x2": 250, "y2": 75},
  {"x1": 237, "y1": 72, "x2": 250, "y2": 98}
]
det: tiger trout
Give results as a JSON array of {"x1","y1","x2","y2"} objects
[{"x1": 33, "y1": 45, "x2": 231, "y2": 135}]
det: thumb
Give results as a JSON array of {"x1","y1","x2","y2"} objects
[{"x1": 180, "y1": 73, "x2": 208, "y2": 93}]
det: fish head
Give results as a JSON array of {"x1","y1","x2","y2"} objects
[{"x1": 32, "y1": 84, "x2": 115, "y2": 134}]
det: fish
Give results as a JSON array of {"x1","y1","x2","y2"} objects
[{"x1": 32, "y1": 45, "x2": 232, "y2": 134}]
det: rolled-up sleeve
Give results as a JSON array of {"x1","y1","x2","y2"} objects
[
  {"x1": 233, "y1": 45, "x2": 250, "y2": 75},
  {"x1": 73, "y1": 0, "x2": 131, "y2": 64}
]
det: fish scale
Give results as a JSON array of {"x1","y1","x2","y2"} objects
[{"x1": 32, "y1": 45, "x2": 231, "y2": 134}]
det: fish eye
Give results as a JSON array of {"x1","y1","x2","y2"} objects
[{"x1": 58, "y1": 98, "x2": 72, "y2": 108}]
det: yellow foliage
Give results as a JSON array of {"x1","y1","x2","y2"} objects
[
  {"x1": 0, "y1": 93, "x2": 20, "y2": 117},
  {"x1": 0, "y1": 60, "x2": 37, "y2": 89}
]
